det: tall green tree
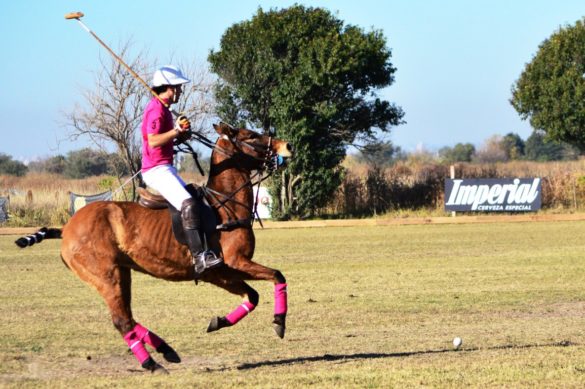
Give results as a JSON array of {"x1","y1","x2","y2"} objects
[
  {"x1": 510, "y1": 18, "x2": 585, "y2": 150},
  {"x1": 438, "y1": 143, "x2": 476, "y2": 163},
  {"x1": 500, "y1": 133, "x2": 525, "y2": 160},
  {"x1": 208, "y1": 5, "x2": 404, "y2": 218}
]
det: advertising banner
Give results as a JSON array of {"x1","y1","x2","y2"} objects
[
  {"x1": 69, "y1": 190, "x2": 113, "y2": 215},
  {"x1": 445, "y1": 178, "x2": 541, "y2": 212}
]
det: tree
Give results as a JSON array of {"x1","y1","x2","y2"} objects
[
  {"x1": 473, "y1": 135, "x2": 507, "y2": 163},
  {"x1": 0, "y1": 153, "x2": 27, "y2": 176},
  {"x1": 438, "y1": 143, "x2": 475, "y2": 163},
  {"x1": 524, "y1": 130, "x2": 578, "y2": 161},
  {"x1": 28, "y1": 155, "x2": 66, "y2": 174},
  {"x1": 510, "y1": 18, "x2": 585, "y2": 150},
  {"x1": 63, "y1": 148, "x2": 109, "y2": 179},
  {"x1": 64, "y1": 40, "x2": 216, "y2": 197},
  {"x1": 208, "y1": 5, "x2": 404, "y2": 218},
  {"x1": 357, "y1": 140, "x2": 405, "y2": 168},
  {"x1": 27, "y1": 150, "x2": 129, "y2": 177},
  {"x1": 500, "y1": 133, "x2": 525, "y2": 160}
]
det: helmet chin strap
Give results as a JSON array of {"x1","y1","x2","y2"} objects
[{"x1": 168, "y1": 86, "x2": 179, "y2": 105}]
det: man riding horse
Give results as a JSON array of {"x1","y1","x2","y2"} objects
[
  {"x1": 140, "y1": 65, "x2": 222, "y2": 276},
  {"x1": 15, "y1": 67, "x2": 294, "y2": 374}
]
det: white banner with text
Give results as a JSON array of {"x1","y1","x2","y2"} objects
[{"x1": 445, "y1": 178, "x2": 541, "y2": 212}]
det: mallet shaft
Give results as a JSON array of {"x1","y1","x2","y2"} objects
[{"x1": 64, "y1": 11, "x2": 176, "y2": 113}]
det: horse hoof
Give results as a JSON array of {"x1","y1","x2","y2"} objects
[
  {"x1": 157, "y1": 343, "x2": 181, "y2": 363},
  {"x1": 207, "y1": 316, "x2": 231, "y2": 333},
  {"x1": 163, "y1": 350, "x2": 181, "y2": 364},
  {"x1": 151, "y1": 363, "x2": 169, "y2": 375},
  {"x1": 142, "y1": 358, "x2": 168, "y2": 374},
  {"x1": 207, "y1": 317, "x2": 220, "y2": 332},
  {"x1": 273, "y1": 314, "x2": 286, "y2": 339},
  {"x1": 273, "y1": 323, "x2": 286, "y2": 339}
]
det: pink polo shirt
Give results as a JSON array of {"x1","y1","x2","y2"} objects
[{"x1": 141, "y1": 97, "x2": 174, "y2": 172}]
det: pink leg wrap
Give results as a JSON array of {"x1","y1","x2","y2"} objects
[
  {"x1": 274, "y1": 283, "x2": 288, "y2": 315},
  {"x1": 226, "y1": 301, "x2": 256, "y2": 325},
  {"x1": 123, "y1": 330, "x2": 151, "y2": 364},
  {"x1": 133, "y1": 323, "x2": 163, "y2": 349}
]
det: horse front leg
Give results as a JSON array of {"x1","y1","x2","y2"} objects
[
  {"x1": 225, "y1": 260, "x2": 288, "y2": 339},
  {"x1": 206, "y1": 278, "x2": 259, "y2": 333}
]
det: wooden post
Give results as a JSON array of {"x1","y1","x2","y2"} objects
[{"x1": 450, "y1": 165, "x2": 456, "y2": 217}]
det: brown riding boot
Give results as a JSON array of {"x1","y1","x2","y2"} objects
[{"x1": 180, "y1": 198, "x2": 223, "y2": 276}]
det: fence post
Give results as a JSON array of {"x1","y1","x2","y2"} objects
[{"x1": 450, "y1": 165, "x2": 456, "y2": 218}]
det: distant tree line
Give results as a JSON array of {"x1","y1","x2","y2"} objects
[
  {"x1": 0, "y1": 149, "x2": 129, "y2": 178},
  {"x1": 0, "y1": 148, "x2": 210, "y2": 179},
  {"x1": 436, "y1": 131, "x2": 579, "y2": 165},
  {"x1": 350, "y1": 130, "x2": 580, "y2": 170},
  {"x1": 1, "y1": 128, "x2": 581, "y2": 179},
  {"x1": 0, "y1": 153, "x2": 28, "y2": 177}
]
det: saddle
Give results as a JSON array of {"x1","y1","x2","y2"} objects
[{"x1": 137, "y1": 185, "x2": 218, "y2": 247}]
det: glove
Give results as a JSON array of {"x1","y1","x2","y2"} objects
[
  {"x1": 175, "y1": 130, "x2": 192, "y2": 144},
  {"x1": 175, "y1": 114, "x2": 191, "y2": 131}
]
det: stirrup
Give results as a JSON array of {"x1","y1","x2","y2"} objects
[{"x1": 193, "y1": 250, "x2": 224, "y2": 276}]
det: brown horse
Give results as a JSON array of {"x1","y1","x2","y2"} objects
[{"x1": 15, "y1": 122, "x2": 293, "y2": 373}]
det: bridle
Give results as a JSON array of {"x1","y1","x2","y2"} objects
[{"x1": 176, "y1": 127, "x2": 282, "y2": 229}]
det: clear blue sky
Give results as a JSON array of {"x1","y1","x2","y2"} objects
[{"x1": 1, "y1": 0, "x2": 583, "y2": 162}]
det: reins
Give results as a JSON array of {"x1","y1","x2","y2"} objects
[{"x1": 177, "y1": 128, "x2": 278, "y2": 229}]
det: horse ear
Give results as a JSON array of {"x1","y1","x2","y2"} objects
[{"x1": 213, "y1": 122, "x2": 238, "y2": 137}]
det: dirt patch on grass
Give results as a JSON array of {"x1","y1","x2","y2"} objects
[{"x1": 1, "y1": 353, "x2": 228, "y2": 382}]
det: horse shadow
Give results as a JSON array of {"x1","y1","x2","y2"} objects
[{"x1": 234, "y1": 340, "x2": 575, "y2": 370}]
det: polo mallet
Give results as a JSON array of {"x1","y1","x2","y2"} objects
[{"x1": 64, "y1": 11, "x2": 178, "y2": 115}]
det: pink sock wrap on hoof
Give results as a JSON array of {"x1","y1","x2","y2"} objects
[
  {"x1": 226, "y1": 301, "x2": 256, "y2": 325},
  {"x1": 123, "y1": 330, "x2": 150, "y2": 364},
  {"x1": 133, "y1": 323, "x2": 163, "y2": 349},
  {"x1": 274, "y1": 283, "x2": 288, "y2": 315}
]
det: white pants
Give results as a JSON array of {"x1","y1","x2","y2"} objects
[{"x1": 141, "y1": 165, "x2": 191, "y2": 210}]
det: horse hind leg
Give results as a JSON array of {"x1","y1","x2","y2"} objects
[
  {"x1": 111, "y1": 265, "x2": 183, "y2": 372},
  {"x1": 65, "y1": 251, "x2": 175, "y2": 373}
]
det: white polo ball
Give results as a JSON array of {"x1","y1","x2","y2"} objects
[{"x1": 453, "y1": 337, "x2": 463, "y2": 349}]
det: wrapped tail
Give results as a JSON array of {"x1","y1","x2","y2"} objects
[{"x1": 15, "y1": 227, "x2": 62, "y2": 248}]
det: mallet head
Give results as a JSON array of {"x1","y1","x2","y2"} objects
[{"x1": 64, "y1": 12, "x2": 84, "y2": 20}]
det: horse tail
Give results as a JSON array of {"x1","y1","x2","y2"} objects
[{"x1": 14, "y1": 227, "x2": 62, "y2": 248}]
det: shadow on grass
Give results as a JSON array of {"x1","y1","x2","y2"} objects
[{"x1": 236, "y1": 340, "x2": 576, "y2": 370}]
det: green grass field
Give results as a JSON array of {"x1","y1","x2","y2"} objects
[{"x1": 2, "y1": 221, "x2": 585, "y2": 388}]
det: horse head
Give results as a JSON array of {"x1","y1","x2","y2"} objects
[{"x1": 212, "y1": 122, "x2": 293, "y2": 172}]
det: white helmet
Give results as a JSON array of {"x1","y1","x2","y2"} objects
[{"x1": 151, "y1": 65, "x2": 190, "y2": 87}]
